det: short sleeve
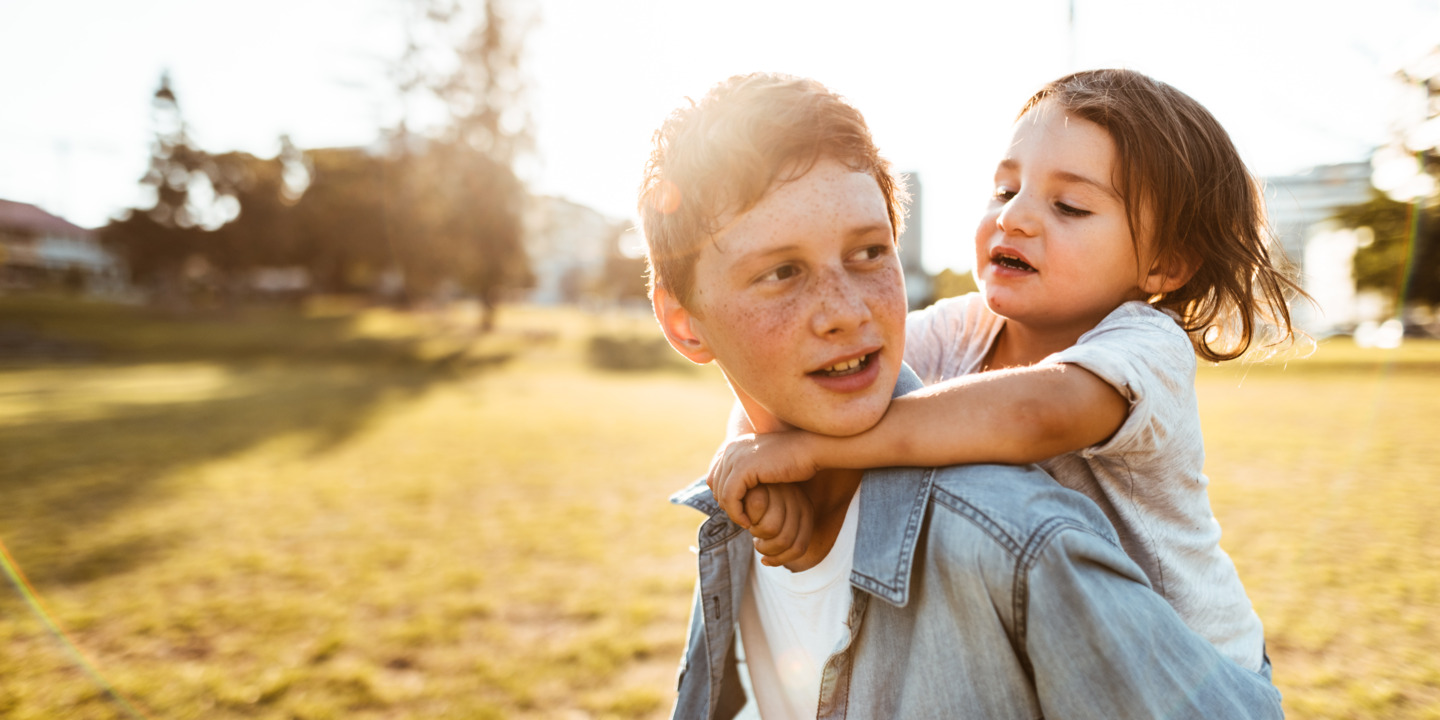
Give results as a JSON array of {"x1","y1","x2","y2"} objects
[
  {"x1": 1041, "y1": 302, "x2": 1196, "y2": 457},
  {"x1": 904, "y1": 299, "x2": 955, "y2": 384},
  {"x1": 904, "y1": 293, "x2": 998, "y2": 385}
]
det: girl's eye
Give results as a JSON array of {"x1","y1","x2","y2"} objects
[
  {"x1": 1056, "y1": 202, "x2": 1091, "y2": 217},
  {"x1": 994, "y1": 188, "x2": 1017, "y2": 202}
]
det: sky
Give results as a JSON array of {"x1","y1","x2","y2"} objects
[{"x1": 1, "y1": 0, "x2": 1437, "y2": 273}]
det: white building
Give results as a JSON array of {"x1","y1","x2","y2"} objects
[
  {"x1": 0, "y1": 198, "x2": 124, "y2": 292},
  {"x1": 1262, "y1": 162, "x2": 1374, "y2": 333},
  {"x1": 522, "y1": 195, "x2": 625, "y2": 305},
  {"x1": 899, "y1": 171, "x2": 931, "y2": 309}
]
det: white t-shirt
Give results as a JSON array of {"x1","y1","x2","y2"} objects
[
  {"x1": 737, "y1": 489, "x2": 861, "y2": 720},
  {"x1": 905, "y1": 293, "x2": 1265, "y2": 672}
]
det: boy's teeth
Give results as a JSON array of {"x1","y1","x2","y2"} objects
[{"x1": 824, "y1": 355, "x2": 865, "y2": 373}]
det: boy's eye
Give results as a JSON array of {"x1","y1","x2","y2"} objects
[
  {"x1": 856, "y1": 244, "x2": 890, "y2": 261},
  {"x1": 762, "y1": 264, "x2": 798, "y2": 282},
  {"x1": 994, "y1": 188, "x2": 1017, "y2": 202},
  {"x1": 1056, "y1": 202, "x2": 1091, "y2": 217}
]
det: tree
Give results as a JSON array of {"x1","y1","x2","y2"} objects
[
  {"x1": 101, "y1": 72, "x2": 252, "y2": 306},
  {"x1": 1332, "y1": 190, "x2": 1440, "y2": 305},
  {"x1": 930, "y1": 268, "x2": 978, "y2": 303},
  {"x1": 386, "y1": 0, "x2": 535, "y2": 329},
  {"x1": 1338, "y1": 47, "x2": 1440, "y2": 311},
  {"x1": 103, "y1": 3, "x2": 536, "y2": 323}
]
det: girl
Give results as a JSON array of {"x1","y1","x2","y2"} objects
[{"x1": 709, "y1": 68, "x2": 1305, "y2": 673}]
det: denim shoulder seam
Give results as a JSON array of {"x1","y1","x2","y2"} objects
[
  {"x1": 928, "y1": 484, "x2": 1026, "y2": 557},
  {"x1": 1012, "y1": 519, "x2": 1117, "y2": 679}
]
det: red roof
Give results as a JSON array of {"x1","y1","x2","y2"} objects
[{"x1": 0, "y1": 199, "x2": 94, "y2": 238}]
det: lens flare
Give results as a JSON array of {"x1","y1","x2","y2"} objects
[{"x1": 0, "y1": 537, "x2": 153, "y2": 720}]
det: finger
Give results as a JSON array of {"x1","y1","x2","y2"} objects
[
  {"x1": 745, "y1": 488, "x2": 781, "y2": 540},
  {"x1": 753, "y1": 495, "x2": 800, "y2": 556},
  {"x1": 760, "y1": 538, "x2": 807, "y2": 567},
  {"x1": 759, "y1": 497, "x2": 811, "y2": 566},
  {"x1": 704, "y1": 445, "x2": 728, "y2": 492},
  {"x1": 716, "y1": 475, "x2": 751, "y2": 528}
]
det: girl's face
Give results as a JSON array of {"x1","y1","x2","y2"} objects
[{"x1": 974, "y1": 99, "x2": 1162, "y2": 337}]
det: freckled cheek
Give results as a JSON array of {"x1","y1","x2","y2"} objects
[
  {"x1": 856, "y1": 270, "x2": 907, "y2": 326},
  {"x1": 717, "y1": 298, "x2": 802, "y2": 360}
]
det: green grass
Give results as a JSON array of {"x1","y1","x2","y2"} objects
[{"x1": 1, "y1": 295, "x2": 1437, "y2": 718}]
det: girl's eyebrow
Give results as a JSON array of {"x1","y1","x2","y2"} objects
[
  {"x1": 997, "y1": 158, "x2": 1119, "y2": 201},
  {"x1": 1051, "y1": 170, "x2": 1121, "y2": 201}
]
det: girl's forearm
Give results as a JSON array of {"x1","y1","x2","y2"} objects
[{"x1": 810, "y1": 364, "x2": 1127, "y2": 470}]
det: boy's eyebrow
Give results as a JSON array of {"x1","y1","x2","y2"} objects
[
  {"x1": 726, "y1": 222, "x2": 892, "y2": 267},
  {"x1": 846, "y1": 222, "x2": 894, "y2": 239}
]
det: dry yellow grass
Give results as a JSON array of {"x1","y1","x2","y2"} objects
[{"x1": 1, "y1": 296, "x2": 1437, "y2": 718}]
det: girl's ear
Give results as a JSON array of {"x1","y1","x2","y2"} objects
[
  {"x1": 652, "y1": 284, "x2": 714, "y2": 365},
  {"x1": 1141, "y1": 250, "x2": 1199, "y2": 297}
]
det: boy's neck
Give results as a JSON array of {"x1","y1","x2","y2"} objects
[{"x1": 785, "y1": 468, "x2": 862, "y2": 572}]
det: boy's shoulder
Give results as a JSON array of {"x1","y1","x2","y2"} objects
[{"x1": 924, "y1": 462, "x2": 1122, "y2": 557}]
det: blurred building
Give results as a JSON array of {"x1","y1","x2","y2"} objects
[
  {"x1": 899, "y1": 172, "x2": 931, "y2": 309},
  {"x1": 0, "y1": 198, "x2": 124, "y2": 293},
  {"x1": 522, "y1": 195, "x2": 627, "y2": 305},
  {"x1": 1262, "y1": 162, "x2": 1373, "y2": 332}
]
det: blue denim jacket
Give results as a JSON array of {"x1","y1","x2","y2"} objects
[{"x1": 668, "y1": 367, "x2": 1282, "y2": 719}]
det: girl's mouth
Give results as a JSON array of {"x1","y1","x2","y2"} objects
[
  {"x1": 992, "y1": 253, "x2": 1036, "y2": 272},
  {"x1": 812, "y1": 352, "x2": 873, "y2": 377}
]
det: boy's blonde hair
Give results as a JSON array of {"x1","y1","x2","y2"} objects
[
  {"x1": 1021, "y1": 69, "x2": 1305, "y2": 362},
  {"x1": 638, "y1": 73, "x2": 908, "y2": 309}
]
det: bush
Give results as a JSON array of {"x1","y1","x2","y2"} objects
[{"x1": 586, "y1": 333, "x2": 676, "y2": 371}]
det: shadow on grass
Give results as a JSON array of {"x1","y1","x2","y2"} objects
[{"x1": 0, "y1": 297, "x2": 518, "y2": 589}]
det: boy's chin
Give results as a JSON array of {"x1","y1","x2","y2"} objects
[{"x1": 790, "y1": 401, "x2": 888, "y2": 438}]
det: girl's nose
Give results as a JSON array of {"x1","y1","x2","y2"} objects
[{"x1": 996, "y1": 192, "x2": 1039, "y2": 237}]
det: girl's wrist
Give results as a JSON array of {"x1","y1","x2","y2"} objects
[{"x1": 803, "y1": 431, "x2": 842, "y2": 472}]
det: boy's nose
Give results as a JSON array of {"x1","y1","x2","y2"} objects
[{"x1": 810, "y1": 267, "x2": 871, "y2": 336}]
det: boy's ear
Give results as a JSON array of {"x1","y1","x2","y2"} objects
[
  {"x1": 652, "y1": 284, "x2": 714, "y2": 365},
  {"x1": 1141, "y1": 250, "x2": 1199, "y2": 297}
]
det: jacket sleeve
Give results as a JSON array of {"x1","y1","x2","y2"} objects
[
  {"x1": 670, "y1": 566, "x2": 749, "y2": 720},
  {"x1": 1019, "y1": 526, "x2": 1283, "y2": 719}
]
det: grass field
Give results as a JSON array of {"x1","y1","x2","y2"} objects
[{"x1": 1, "y1": 295, "x2": 1437, "y2": 719}]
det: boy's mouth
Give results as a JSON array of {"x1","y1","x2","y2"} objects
[
  {"x1": 991, "y1": 252, "x2": 1036, "y2": 272},
  {"x1": 811, "y1": 352, "x2": 874, "y2": 378}
]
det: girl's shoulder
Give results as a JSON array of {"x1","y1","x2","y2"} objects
[
  {"x1": 1087, "y1": 301, "x2": 1190, "y2": 345},
  {"x1": 1068, "y1": 301, "x2": 1196, "y2": 375}
]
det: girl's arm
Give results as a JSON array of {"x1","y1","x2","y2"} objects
[
  {"x1": 830, "y1": 362, "x2": 1127, "y2": 467},
  {"x1": 710, "y1": 363, "x2": 1127, "y2": 526}
]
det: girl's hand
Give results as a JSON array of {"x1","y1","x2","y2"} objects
[
  {"x1": 706, "y1": 432, "x2": 820, "y2": 528},
  {"x1": 742, "y1": 484, "x2": 814, "y2": 567}
]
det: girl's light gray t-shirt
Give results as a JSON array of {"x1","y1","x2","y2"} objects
[{"x1": 905, "y1": 293, "x2": 1265, "y2": 672}]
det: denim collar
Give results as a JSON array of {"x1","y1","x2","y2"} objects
[{"x1": 670, "y1": 364, "x2": 931, "y2": 609}]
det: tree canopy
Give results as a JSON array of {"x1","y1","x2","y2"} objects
[{"x1": 100, "y1": 0, "x2": 535, "y2": 327}]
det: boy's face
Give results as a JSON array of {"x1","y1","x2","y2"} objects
[{"x1": 655, "y1": 158, "x2": 907, "y2": 436}]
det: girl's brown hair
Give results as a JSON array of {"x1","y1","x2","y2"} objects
[{"x1": 1021, "y1": 69, "x2": 1307, "y2": 362}]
